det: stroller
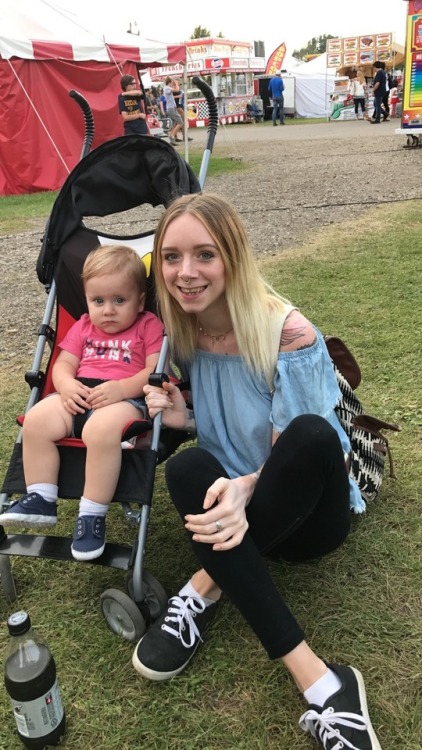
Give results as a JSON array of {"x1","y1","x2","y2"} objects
[{"x1": 0, "y1": 78, "x2": 218, "y2": 642}]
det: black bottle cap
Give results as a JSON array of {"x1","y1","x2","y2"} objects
[{"x1": 7, "y1": 611, "x2": 31, "y2": 636}]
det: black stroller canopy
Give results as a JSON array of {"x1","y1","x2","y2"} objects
[{"x1": 38, "y1": 135, "x2": 201, "y2": 284}]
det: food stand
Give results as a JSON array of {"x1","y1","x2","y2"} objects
[
  {"x1": 149, "y1": 38, "x2": 266, "y2": 127},
  {"x1": 395, "y1": 1, "x2": 422, "y2": 146},
  {"x1": 327, "y1": 33, "x2": 404, "y2": 121}
]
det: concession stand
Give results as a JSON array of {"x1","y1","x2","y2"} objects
[
  {"x1": 327, "y1": 33, "x2": 404, "y2": 121},
  {"x1": 149, "y1": 38, "x2": 266, "y2": 127}
]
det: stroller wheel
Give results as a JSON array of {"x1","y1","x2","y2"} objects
[
  {"x1": 0, "y1": 556, "x2": 17, "y2": 602},
  {"x1": 126, "y1": 569, "x2": 168, "y2": 622},
  {"x1": 100, "y1": 588, "x2": 146, "y2": 642}
]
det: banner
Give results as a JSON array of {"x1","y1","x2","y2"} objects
[
  {"x1": 401, "y1": 0, "x2": 422, "y2": 128},
  {"x1": 265, "y1": 43, "x2": 286, "y2": 75}
]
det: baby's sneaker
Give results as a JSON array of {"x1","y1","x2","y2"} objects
[
  {"x1": 71, "y1": 515, "x2": 106, "y2": 561},
  {"x1": 0, "y1": 493, "x2": 57, "y2": 526}
]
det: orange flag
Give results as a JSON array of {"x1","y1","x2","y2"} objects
[{"x1": 265, "y1": 43, "x2": 286, "y2": 75}]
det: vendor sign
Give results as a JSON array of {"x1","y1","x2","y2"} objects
[
  {"x1": 401, "y1": 0, "x2": 422, "y2": 128},
  {"x1": 327, "y1": 32, "x2": 394, "y2": 68}
]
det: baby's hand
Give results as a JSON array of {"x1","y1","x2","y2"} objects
[
  {"x1": 59, "y1": 379, "x2": 91, "y2": 415},
  {"x1": 86, "y1": 381, "x2": 125, "y2": 408}
]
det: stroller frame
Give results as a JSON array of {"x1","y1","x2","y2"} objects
[{"x1": 0, "y1": 79, "x2": 219, "y2": 641}]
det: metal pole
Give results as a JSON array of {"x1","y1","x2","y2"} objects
[{"x1": 183, "y1": 63, "x2": 189, "y2": 162}]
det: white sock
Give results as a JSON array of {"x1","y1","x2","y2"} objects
[
  {"x1": 304, "y1": 669, "x2": 342, "y2": 707},
  {"x1": 27, "y1": 483, "x2": 58, "y2": 504},
  {"x1": 178, "y1": 580, "x2": 216, "y2": 608},
  {"x1": 79, "y1": 496, "x2": 108, "y2": 517}
]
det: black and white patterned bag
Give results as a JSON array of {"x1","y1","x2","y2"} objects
[{"x1": 324, "y1": 336, "x2": 401, "y2": 504}]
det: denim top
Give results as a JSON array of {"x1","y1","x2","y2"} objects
[{"x1": 185, "y1": 327, "x2": 365, "y2": 513}]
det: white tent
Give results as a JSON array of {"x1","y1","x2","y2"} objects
[{"x1": 284, "y1": 53, "x2": 337, "y2": 119}]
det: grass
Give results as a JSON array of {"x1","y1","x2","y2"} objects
[
  {"x1": 0, "y1": 200, "x2": 421, "y2": 749},
  {"x1": 0, "y1": 155, "x2": 245, "y2": 235}
]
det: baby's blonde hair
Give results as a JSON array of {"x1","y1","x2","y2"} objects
[{"x1": 82, "y1": 244, "x2": 147, "y2": 294}]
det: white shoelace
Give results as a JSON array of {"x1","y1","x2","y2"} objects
[
  {"x1": 161, "y1": 595, "x2": 206, "y2": 648},
  {"x1": 299, "y1": 706, "x2": 368, "y2": 750}
]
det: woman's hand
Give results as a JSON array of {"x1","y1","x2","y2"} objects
[
  {"x1": 184, "y1": 475, "x2": 256, "y2": 551},
  {"x1": 144, "y1": 380, "x2": 190, "y2": 430},
  {"x1": 86, "y1": 381, "x2": 125, "y2": 409},
  {"x1": 59, "y1": 378, "x2": 91, "y2": 415}
]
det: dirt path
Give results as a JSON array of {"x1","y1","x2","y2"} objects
[{"x1": 0, "y1": 122, "x2": 420, "y2": 371}]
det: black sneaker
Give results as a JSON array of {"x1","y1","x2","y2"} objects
[
  {"x1": 132, "y1": 594, "x2": 217, "y2": 681},
  {"x1": 299, "y1": 664, "x2": 382, "y2": 749}
]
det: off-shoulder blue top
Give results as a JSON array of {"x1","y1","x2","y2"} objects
[{"x1": 185, "y1": 328, "x2": 365, "y2": 513}]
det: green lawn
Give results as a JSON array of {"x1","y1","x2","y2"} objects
[{"x1": 0, "y1": 199, "x2": 420, "y2": 750}]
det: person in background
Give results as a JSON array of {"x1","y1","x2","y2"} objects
[
  {"x1": 144, "y1": 88, "x2": 153, "y2": 115},
  {"x1": 348, "y1": 69, "x2": 367, "y2": 120},
  {"x1": 173, "y1": 82, "x2": 193, "y2": 143},
  {"x1": 370, "y1": 61, "x2": 388, "y2": 124},
  {"x1": 163, "y1": 76, "x2": 184, "y2": 146},
  {"x1": 158, "y1": 88, "x2": 167, "y2": 118},
  {"x1": 131, "y1": 192, "x2": 382, "y2": 750},
  {"x1": 118, "y1": 75, "x2": 148, "y2": 135},
  {"x1": 381, "y1": 63, "x2": 390, "y2": 120},
  {"x1": 389, "y1": 85, "x2": 399, "y2": 118},
  {"x1": 268, "y1": 70, "x2": 285, "y2": 126}
]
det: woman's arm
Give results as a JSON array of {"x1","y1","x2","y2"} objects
[{"x1": 279, "y1": 309, "x2": 316, "y2": 352}]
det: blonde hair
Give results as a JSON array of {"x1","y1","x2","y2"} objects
[
  {"x1": 356, "y1": 69, "x2": 366, "y2": 85},
  {"x1": 82, "y1": 244, "x2": 147, "y2": 294},
  {"x1": 152, "y1": 193, "x2": 290, "y2": 380}
]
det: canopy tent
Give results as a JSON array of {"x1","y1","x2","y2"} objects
[
  {"x1": 282, "y1": 53, "x2": 337, "y2": 119},
  {"x1": 0, "y1": 1, "x2": 186, "y2": 195}
]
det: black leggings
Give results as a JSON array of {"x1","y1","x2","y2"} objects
[{"x1": 165, "y1": 414, "x2": 351, "y2": 659}]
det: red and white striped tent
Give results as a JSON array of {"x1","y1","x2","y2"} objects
[{"x1": 0, "y1": 1, "x2": 186, "y2": 195}]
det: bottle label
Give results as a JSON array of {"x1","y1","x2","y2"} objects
[{"x1": 9, "y1": 680, "x2": 64, "y2": 738}]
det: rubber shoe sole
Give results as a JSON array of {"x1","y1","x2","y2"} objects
[
  {"x1": 132, "y1": 635, "x2": 200, "y2": 681},
  {"x1": 0, "y1": 511, "x2": 57, "y2": 526},
  {"x1": 0, "y1": 493, "x2": 57, "y2": 527}
]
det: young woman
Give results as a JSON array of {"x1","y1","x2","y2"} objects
[
  {"x1": 132, "y1": 193, "x2": 381, "y2": 750},
  {"x1": 348, "y1": 69, "x2": 367, "y2": 119}
]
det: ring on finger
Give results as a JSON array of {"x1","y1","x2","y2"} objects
[{"x1": 215, "y1": 520, "x2": 223, "y2": 532}]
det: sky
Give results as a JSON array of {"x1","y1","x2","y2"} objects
[{"x1": 64, "y1": 0, "x2": 408, "y2": 57}]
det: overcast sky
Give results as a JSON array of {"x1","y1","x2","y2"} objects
[{"x1": 63, "y1": 0, "x2": 408, "y2": 56}]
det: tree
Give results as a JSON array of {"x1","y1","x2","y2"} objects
[
  {"x1": 293, "y1": 34, "x2": 335, "y2": 60},
  {"x1": 190, "y1": 26, "x2": 211, "y2": 39}
]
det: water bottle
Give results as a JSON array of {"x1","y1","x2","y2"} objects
[{"x1": 3, "y1": 611, "x2": 66, "y2": 749}]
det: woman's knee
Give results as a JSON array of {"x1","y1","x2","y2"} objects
[
  {"x1": 272, "y1": 414, "x2": 343, "y2": 471},
  {"x1": 165, "y1": 447, "x2": 227, "y2": 514},
  {"x1": 165, "y1": 447, "x2": 219, "y2": 485},
  {"x1": 283, "y1": 414, "x2": 337, "y2": 447}
]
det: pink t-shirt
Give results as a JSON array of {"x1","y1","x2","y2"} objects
[{"x1": 59, "y1": 312, "x2": 164, "y2": 380}]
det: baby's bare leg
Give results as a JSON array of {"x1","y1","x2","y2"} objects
[
  {"x1": 82, "y1": 402, "x2": 141, "y2": 504},
  {"x1": 23, "y1": 395, "x2": 73, "y2": 485}
]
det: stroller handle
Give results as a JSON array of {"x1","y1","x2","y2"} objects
[
  {"x1": 69, "y1": 90, "x2": 95, "y2": 159},
  {"x1": 191, "y1": 76, "x2": 218, "y2": 189}
]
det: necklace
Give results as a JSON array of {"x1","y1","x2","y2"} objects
[{"x1": 198, "y1": 325, "x2": 233, "y2": 344}]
